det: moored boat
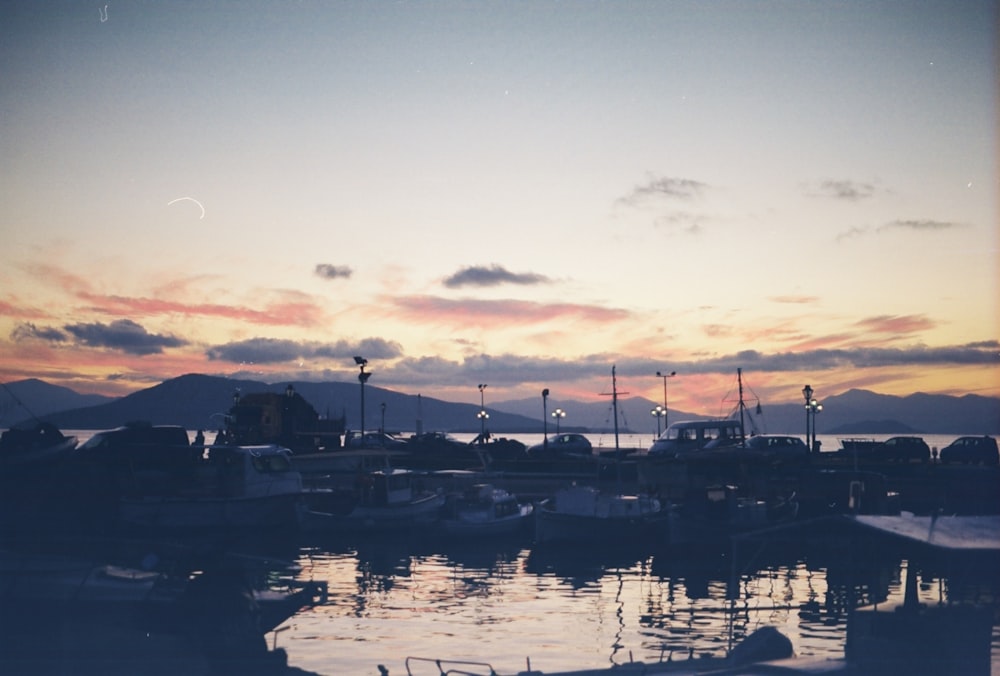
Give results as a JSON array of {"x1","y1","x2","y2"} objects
[
  {"x1": 77, "y1": 423, "x2": 307, "y2": 531},
  {"x1": 534, "y1": 484, "x2": 671, "y2": 545},
  {"x1": 303, "y1": 468, "x2": 445, "y2": 533},
  {"x1": 437, "y1": 483, "x2": 533, "y2": 538},
  {"x1": 535, "y1": 367, "x2": 673, "y2": 546}
]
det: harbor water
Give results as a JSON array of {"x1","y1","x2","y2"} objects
[{"x1": 44, "y1": 432, "x2": 1000, "y2": 674}]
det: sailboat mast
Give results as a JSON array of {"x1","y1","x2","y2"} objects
[
  {"x1": 612, "y1": 365, "x2": 620, "y2": 451},
  {"x1": 737, "y1": 368, "x2": 746, "y2": 442}
]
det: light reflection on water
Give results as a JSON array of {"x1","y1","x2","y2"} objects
[
  {"x1": 49, "y1": 429, "x2": 997, "y2": 674},
  {"x1": 273, "y1": 532, "x2": 942, "y2": 676}
]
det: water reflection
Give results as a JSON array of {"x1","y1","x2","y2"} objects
[
  {"x1": 287, "y1": 520, "x2": 1000, "y2": 675},
  {"x1": 7, "y1": 524, "x2": 995, "y2": 675}
]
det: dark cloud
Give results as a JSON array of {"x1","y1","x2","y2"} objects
[
  {"x1": 11, "y1": 322, "x2": 68, "y2": 342},
  {"x1": 835, "y1": 226, "x2": 870, "y2": 242},
  {"x1": 837, "y1": 218, "x2": 966, "y2": 241},
  {"x1": 344, "y1": 342, "x2": 999, "y2": 390},
  {"x1": 63, "y1": 319, "x2": 186, "y2": 355},
  {"x1": 880, "y1": 219, "x2": 965, "y2": 232},
  {"x1": 443, "y1": 264, "x2": 551, "y2": 289},
  {"x1": 206, "y1": 336, "x2": 404, "y2": 364},
  {"x1": 815, "y1": 180, "x2": 876, "y2": 201},
  {"x1": 670, "y1": 343, "x2": 1000, "y2": 374},
  {"x1": 618, "y1": 175, "x2": 707, "y2": 206},
  {"x1": 315, "y1": 264, "x2": 353, "y2": 280}
]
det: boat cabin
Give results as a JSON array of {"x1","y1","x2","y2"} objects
[{"x1": 361, "y1": 469, "x2": 422, "y2": 507}]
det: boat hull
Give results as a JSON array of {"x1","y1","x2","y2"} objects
[
  {"x1": 438, "y1": 504, "x2": 534, "y2": 538},
  {"x1": 120, "y1": 493, "x2": 305, "y2": 530},
  {"x1": 534, "y1": 502, "x2": 672, "y2": 545}
]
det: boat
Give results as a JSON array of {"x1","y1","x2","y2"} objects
[
  {"x1": 437, "y1": 483, "x2": 533, "y2": 538},
  {"x1": 304, "y1": 468, "x2": 445, "y2": 533},
  {"x1": 0, "y1": 421, "x2": 78, "y2": 467},
  {"x1": 0, "y1": 546, "x2": 326, "y2": 674},
  {"x1": 534, "y1": 484, "x2": 671, "y2": 545},
  {"x1": 533, "y1": 366, "x2": 673, "y2": 546},
  {"x1": 671, "y1": 483, "x2": 799, "y2": 544},
  {"x1": 76, "y1": 423, "x2": 307, "y2": 531},
  {"x1": 119, "y1": 444, "x2": 307, "y2": 530}
]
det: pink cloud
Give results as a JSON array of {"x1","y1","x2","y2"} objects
[
  {"x1": 390, "y1": 295, "x2": 631, "y2": 326},
  {"x1": 854, "y1": 314, "x2": 935, "y2": 335}
]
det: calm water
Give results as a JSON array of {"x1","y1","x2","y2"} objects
[{"x1": 53, "y1": 430, "x2": 999, "y2": 675}]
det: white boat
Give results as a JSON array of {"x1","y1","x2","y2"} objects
[
  {"x1": 534, "y1": 484, "x2": 670, "y2": 545},
  {"x1": 304, "y1": 468, "x2": 445, "y2": 533},
  {"x1": 534, "y1": 367, "x2": 673, "y2": 546},
  {"x1": 438, "y1": 484, "x2": 533, "y2": 537},
  {"x1": 119, "y1": 443, "x2": 306, "y2": 530}
]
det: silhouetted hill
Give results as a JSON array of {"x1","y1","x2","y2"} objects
[
  {"x1": 825, "y1": 420, "x2": 919, "y2": 435},
  {"x1": 494, "y1": 388, "x2": 999, "y2": 435},
  {"x1": 16, "y1": 374, "x2": 542, "y2": 433},
  {"x1": 0, "y1": 379, "x2": 112, "y2": 426},
  {"x1": 5, "y1": 375, "x2": 998, "y2": 435}
]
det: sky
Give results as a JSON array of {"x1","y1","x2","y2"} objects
[{"x1": 1, "y1": 1, "x2": 998, "y2": 416}]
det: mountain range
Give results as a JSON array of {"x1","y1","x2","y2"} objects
[{"x1": 2, "y1": 374, "x2": 998, "y2": 435}]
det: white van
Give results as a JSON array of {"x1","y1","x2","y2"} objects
[{"x1": 647, "y1": 419, "x2": 745, "y2": 458}]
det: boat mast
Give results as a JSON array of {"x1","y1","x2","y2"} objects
[
  {"x1": 737, "y1": 368, "x2": 746, "y2": 443},
  {"x1": 612, "y1": 365, "x2": 620, "y2": 452}
]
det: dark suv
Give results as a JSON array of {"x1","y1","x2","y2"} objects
[
  {"x1": 939, "y1": 436, "x2": 999, "y2": 465},
  {"x1": 874, "y1": 436, "x2": 930, "y2": 463}
]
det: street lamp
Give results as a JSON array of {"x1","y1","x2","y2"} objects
[
  {"x1": 802, "y1": 385, "x2": 822, "y2": 453},
  {"x1": 651, "y1": 405, "x2": 666, "y2": 437},
  {"x1": 477, "y1": 384, "x2": 488, "y2": 439},
  {"x1": 809, "y1": 397, "x2": 823, "y2": 453},
  {"x1": 552, "y1": 408, "x2": 565, "y2": 434},
  {"x1": 542, "y1": 389, "x2": 550, "y2": 451},
  {"x1": 802, "y1": 385, "x2": 812, "y2": 449},
  {"x1": 380, "y1": 402, "x2": 386, "y2": 438},
  {"x1": 355, "y1": 356, "x2": 370, "y2": 437},
  {"x1": 656, "y1": 370, "x2": 677, "y2": 428}
]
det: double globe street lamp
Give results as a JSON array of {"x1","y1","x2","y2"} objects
[
  {"x1": 802, "y1": 384, "x2": 823, "y2": 454},
  {"x1": 651, "y1": 405, "x2": 666, "y2": 437},
  {"x1": 552, "y1": 408, "x2": 566, "y2": 435},
  {"x1": 477, "y1": 384, "x2": 489, "y2": 439}
]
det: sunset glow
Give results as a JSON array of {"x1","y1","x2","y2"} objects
[{"x1": 1, "y1": 1, "x2": 997, "y2": 414}]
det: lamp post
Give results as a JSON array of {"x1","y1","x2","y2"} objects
[
  {"x1": 651, "y1": 405, "x2": 666, "y2": 437},
  {"x1": 477, "y1": 384, "x2": 488, "y2": 439},
  {"x1": 808, "y1": 395, "x2": 823, "y2": 453},
  {"x1": 802, "y1": 385, "x2": 812, "y2": 450},
  {"x1": 380, "y1": 402, "x2": 386, "y2": 438},
  {"x1": 542, "y1": 389, "x2": 550, "y2": 451},
  {"x1": 552, "y1": 408, "x2": 565, "y2": 435},
  {"x1": 656, "y1": 370, "x2": 677, "y2": 428},
  {"x1": 355, "y1": 356, "x2": 370, "y2": 438}
]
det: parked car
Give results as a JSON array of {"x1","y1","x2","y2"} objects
[
  {"x1": 939, "y1": 436, "x2": 999, "y2": 465},
  {"x1": 343, "y1": 430, "x2": 408, "y2": 450},
  {"x1": 873, "y1": 436, "x2": 930, "y2": 463},
  {"x1": 742, "y1": 434, "x2": 810, "y2": 460},
  {"x1": 527, "y1": 433, "x2": 593, "y2": 457}
]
